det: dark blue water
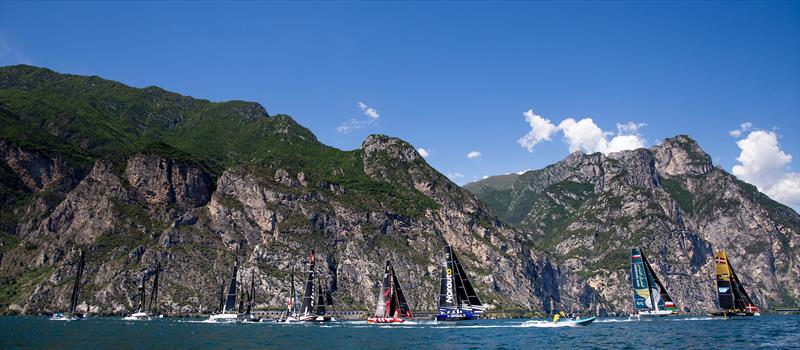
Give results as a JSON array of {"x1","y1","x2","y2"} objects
[{"x1": 2, "y1": 315, "x2": 799, "y2": 349}]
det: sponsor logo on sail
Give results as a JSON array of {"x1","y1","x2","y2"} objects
[
  {"x1": 445, "y1": 267, "x2": 454, "y2": 304},
  {"x1": 718, "y1": 287, "x2": 729, "y2": 293}
]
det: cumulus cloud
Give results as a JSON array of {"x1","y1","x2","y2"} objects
[
  {"x1": 467, "y1": 151, "x2": 482, "y2": 159},
  {"x1": 417, "y1": 148, "x2": 430, "y2": 158},
  {"x1": 732, "y1": 130, "x2": 800, "y2": 210},
  {"x1": 728, "y1": 122, "x2": 752, "y2": 138},
  {"x1": 337, "y1": 101, "x2": 380, "y2": 134},
  {"x1": 357, "y1": 101, "x2": 380, "y2": 120},
  {"x1": 518, "y1": 108, "x2": 647, "y2": 155},
  {"x1": 517, "y1": 109, "x2": 558, "y2": 152}
]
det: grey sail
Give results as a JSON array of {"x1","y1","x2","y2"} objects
[{"x1": 222, "y1": 259, "x2": 238, "y2": 313}]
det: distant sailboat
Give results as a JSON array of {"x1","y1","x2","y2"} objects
[
  {"x1": 51, "y1": 251, "x2": 85, "y2": 321},
  {"x1": 124, "y1": 263, "x2": 161, "y2": 320},
  {"x1": 208, "y1": 257, "x2": 243, "y2": 323},
  {"x1": 241, "y1": 272, "x2": 260, "y2": 322},
  {"x1": 712, "y1": 251, "x2": 760, "y2": 317},
  {"x1": 284, "y1": 250, "x2": 334, "y2": 322},
  {"x1": 276, "y1": 268, "x2": 301, "y2": 322},
  {"x1": 437, "y1": 245, "x2": 484, "y2": 321},
  {"x1": 630, "y1": 247, "x2": 678, "y2": 317},
  {"x1": 368, "y1": 261, "x2": 413, "y2": 324}
]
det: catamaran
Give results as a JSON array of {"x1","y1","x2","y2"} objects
[
  {"x1": 437, "y1": 245, "x2": 485, "y2": 321},
  {"x1": 630, "y1": 247, "x2": 678, "y2": 317},
  {"x1": 712, "y1": 251, "x2": 760, "y2": 317},
  {"x1": 275, "y1": 269, "x2": 301, "y2": 322},
  {"x1": 124, "y1": 263, "x2": 161, "y2": 320},
  {"x1": 281, "y1": 250, "x2": 335, "y2": 322},
  {"x1": 51, "y1": 251, "x2": 85, "y2": 321},
  {"x1": 208, "y1": 257, "x2": 243, "y2": 323},
  {"x1": 241, "y1": 272, "x2": 260, "y2": 322},
  {"x1": 367, "y1": 261, "x2": 413, "y2": 324}
]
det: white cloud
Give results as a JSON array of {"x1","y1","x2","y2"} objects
[
  {"x1": 357, "y1": 101, "x2": 380, "y2": 120},
  {"x1": 417, "y1": 148, "x2": 430, "y2": 158},
  {"x1": 336, "y1": 118, "x2": 375, "y2": 134},
  {"x1": 447, "y1": 172, "x2": 464, "y2": 180},
  {"x1": 732, "y1": 130, "x2": 800, "y2": 209},
  {"x1": 518, "y1": 109, "x2": 647, "y2": 155},
  {"x1": 482, "y1": 175, "x2": 489, "y2": 179},
  {"x1": 728, "y1": 121, "x2": 752, "y2": 138},
  {"x1": 517, "y1": 109, "x2": 558, "y2": 152},
  {"x1": 467, "y1": 151, "x2": 482, "y2": 159},
  {"x1": 336, "y1": 101, "x2": 380, "y2": 134}
]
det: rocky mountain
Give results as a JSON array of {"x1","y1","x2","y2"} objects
[
  {"x1": 0, "y1": 65, "x2": 597, "y2": 316},
  {"x1": 466, "y1": 135, "x2": 800, "y2": 313}
]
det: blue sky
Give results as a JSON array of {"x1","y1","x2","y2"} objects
[{"x1": 1, "y1": 1, "x2": 798, "y2": 209}]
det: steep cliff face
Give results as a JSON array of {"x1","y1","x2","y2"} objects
[
  {"x1": 468, "y1": 135, "x2": 800, "y2": 313},
  {"x1": 0, "y1": 65, "x2": 599, "y2": 316}
]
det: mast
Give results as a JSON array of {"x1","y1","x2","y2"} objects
[
  {"x1": 218, "y1": 279, "x2": 225, "y2": 313},
  {"x1": 289, "y1": 269, "x2": 299, "y2": 315},
  {"x1": 68, "y1": 251, "x2": 85, "y2": 315},
  {"x1": 300, "y1": 251, "x2": 316, "y2": 316},
  {"x1": 148, "y1": 263, "x2": 160, "y2": 315},
  {"x1": 315, "y1": 277, "x2": 326, "y2": 316}
]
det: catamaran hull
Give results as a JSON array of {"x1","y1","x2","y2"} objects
[
  {"x1": 123, "y1": 312, "x2": 154, "y2": 321},
  {"x1": 712, "y1": 311, "x2": 757, "y2": 317},
  {"x1": 367, "y1": 317, "x2": 405, "y2": 324},
  {"x1": 636, "y1": 310, "x2": 675, "y2": 317},
  {"x1": 207, "y1": 313, "x2": 244, "y2": 323},
  {"x1": 50, "y1": 313, "x2": 83, "y2": 321}
]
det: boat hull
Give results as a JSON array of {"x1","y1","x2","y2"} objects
[
  {"x1": 711, "y1": 311, "x2": 757, "y2": 317},
  {"x1": 207, "y1": 313, "x2": 244, "y2": 323},
  {"x1": 636, "y1": 310, "x2": 676, "y2": 317},
  {"x1": 367, "y1": 317, "x2": 405, "y2": 324},
  {"x1": 123, "y1": 312, "x2": 153, "y2": 321},
  {"x1": 50, "y1": 313, "x2": 83, "y2": 321}
]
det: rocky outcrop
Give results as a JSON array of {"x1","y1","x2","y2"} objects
[
  {"x1": 468, "y1": 135, "x2": 800, "y2": 313},
  {"x1": 124, "y1": 153, "x2": 212, "y2": 209}
]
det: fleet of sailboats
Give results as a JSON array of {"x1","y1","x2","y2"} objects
[
  {"x1": 629, "y1": 247, "x2": 678, "y2": 317},
  {"x1": 44, "y1": 243, "x2": 769, "y2": 322},
  {"x1": 51, "y1": 250, "x2": 86, "y2": 321}
]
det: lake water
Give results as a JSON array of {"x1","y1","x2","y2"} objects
[{"x1": 2, "y1": 315, "x2": 798, "y2": 349}]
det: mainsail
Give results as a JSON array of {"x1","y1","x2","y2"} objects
[
  {"x1": 136, "y1": 274, "x2": 147, "y2": 313},
  {"x1": 315, "y1": 278, "x2": 326, "y2": 316},
  {"x1": 630, "y1": 247, "x2": 677, "y2": 313},
  {"x1": 147, "y1": 263, "x2": 160, "y2": 315},
  {"x1": 715, "y1": 251, "x2": 759, "y2": 314},
  {"x1": 300, "y1": 251, "x2": 316, "y2": 316},
  {"x1": 438, "y1": 246, "x2": 458, "y2": 311},
  {"x1": 68, "y1": 251, "x2": 85, "y2": 315},
  {"x1": 373, "y1": 261, "x2": 413, "y2": 319},
  {"x1": 222, "y1": 258, "x2": 238, "y2": 313}
]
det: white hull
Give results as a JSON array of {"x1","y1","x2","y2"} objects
[
  {"x1": 123, "y1": 312, "x2": 153, "y2": 321},
  {"x1": 277, "y1": 314, "x2": 335, "y2": 323},
  {"x1": 207, "y1": 313, "x2": 244, "y2": 323},
  {"x1": 50, "y1": 313, "x2": 81, "y2": 321},
  {"x1": 637, "y1": 310, "x2": 674, "y2": 317}
]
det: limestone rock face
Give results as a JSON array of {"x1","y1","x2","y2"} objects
[
  {"x1": 124, "y1": 153, "x2": 212, "y2": 209},
  {"x1": 468, "y1": 135, "x2": 800, "y2": 313}
]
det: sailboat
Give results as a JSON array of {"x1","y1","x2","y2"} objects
[
  {"x1": 437, "y1": 245, "x2": 485, "y2": 321},
  {"x1": 241, "y1": 272, "x2": 260, "y2": 322},
  {"x1": 285, "y1": 250, "x2": 335, "y2": 322},
  {"x1": 51, "y1": 250, "x2": 85, "y2": 321},
  {"x1": 124, "y1": 263, "x2": 161, "y2": 320},
  {"x1": 712, "y1": 251, "x2": 760, "y2": 317},
  {"x1": 275, "y1": 269, "x2": 301, "y2": 322},
  {"x1": 208, "y1": 257, "x2": 243, "y2": 323},
  {"x1": 368, "y1": 260, "x2": 413, "y2": 323},
  {"x1": 630, "y1": 247, "x2": 678, "y2": 317}
]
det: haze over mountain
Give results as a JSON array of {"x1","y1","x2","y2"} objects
[{"x1": 0, "y1": 66, "x2": 797, "y2": 316}]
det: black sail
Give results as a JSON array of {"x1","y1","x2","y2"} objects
[
  {"x1": 452, "y1": 250, "x2": 482, "y2": 308},
  {"x1": 315, "y1": 279, "x2": 326, "y2": 315},
  {"x1": 730, "y1": 264, "x2": 755, "y2": 310},
  {"x1": 223, "y1": 259, "x2": 238, "y2": 313},
  {"x1": 391, "y1": 264, "x2": 412, "y2": 318},
  {"x1": 438, "y1": 246, "x2": 458, "y2": 309},
  {"x1": 68, "y1": 251, "x2": 85, "y2": 315},
  {"x1": 148, "y1": 263, "x2": 160, "y2": 315},
  {"x1": 300, "y1": 251, "x2": 316, "y2": 316},
  {"x1": 137, "y1": 274, "x2": 147, "y2": 313}
]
